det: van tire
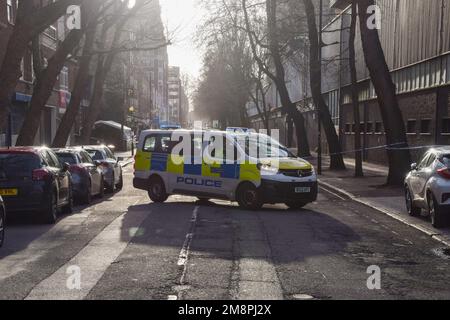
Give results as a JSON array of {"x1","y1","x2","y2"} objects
[
  {"x1": 236, "y1": 182, "x2": 262, "y2": 210},
  {"x1": 148, "y1": 176, "x2": 168, "y2": 203}
]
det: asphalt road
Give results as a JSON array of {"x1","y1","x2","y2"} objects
[{"x1": 1, "y1": 167, "x2": 450, "y2": 300}]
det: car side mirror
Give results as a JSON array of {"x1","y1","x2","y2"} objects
[
  {"x1": 117, "y1": 157, "x2": 124, "y2": 162},
  {"x1": 94, "y1": 160, "x2": 102, "y2": 167},
  {"x1": 411, "y1": 163, "x2": 417, "y2": 171},
  {"x1": 62, "y1": 162, "x2": 70, "y2": 172}
]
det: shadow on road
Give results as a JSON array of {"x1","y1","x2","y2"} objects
[{"x1": 120, "y1": 199, "x2": 361, "y2": 264}]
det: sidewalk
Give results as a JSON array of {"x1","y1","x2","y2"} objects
[
  {"x1": 115, "y1": 151, "x2": 135, "y2": 168},
  {"x1": 310, "y1": 154, "x2": 450, "y2": 247}
]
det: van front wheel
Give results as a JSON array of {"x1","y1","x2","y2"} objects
[
  {"x1": 148, "y1": 176, "x2": 168, "y2": 203},
  {"x1": 236, "y1": 183, "x2": 262, "y2": 210}
]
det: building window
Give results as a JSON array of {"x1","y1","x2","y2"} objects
[
  {"x1": 442, "y1": 118, "x2": 450, "y2": 134},
  {"x1": 366, "y1": 122, "x2": 373, "y2": 134},
  {"x1": 7, "y1": 0, "x2": 14, "y2": 24},
  {"x1": 375, "y1": 122, "x2": 383, "y2": 134},
  {"x1": 44, "y1": 25, "x2": 58, "y2": 39},
  {"x1": 59, "y1": 67, "x2": 69, "y2": 90},
  {"x1": 407, "y1": 120, "x2": 417, "y2": 134},
  {"x1": 421, "y1": 119, "x2": 432, "y2": 134},
  {"x1": 345, "y1": 123, "x2": 351, "y2": 134}
]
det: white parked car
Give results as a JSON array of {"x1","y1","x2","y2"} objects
[{"x1": 405, "y1": 147, "x2": 450, "y2": 228}]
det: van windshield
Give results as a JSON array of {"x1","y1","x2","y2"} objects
[{"x1": 237, "y1": 134, "x2": 296, "y2": 159}]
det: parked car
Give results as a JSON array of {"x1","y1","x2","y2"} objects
[
  {"x1": 405, "y1": 147, "x2": 450, "y2": 228},
  {"x1": 82, "y1": 145, "x2": 123, "y2": 193},
  {"x1": 0, "y1": 147, "x2": 73, "y2": 224},
  {"x1": 0, "y1": 196, "x2": 5, "y2": 248},
  {"x1": 54, "y1": 148, "x2": 104, "y2": 204}
]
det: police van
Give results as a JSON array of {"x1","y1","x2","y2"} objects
[{"x1": 133, "y1": 129, "x2": 318, "y2": 210}]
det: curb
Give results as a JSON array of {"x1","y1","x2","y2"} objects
[
  {"x1": 119, "y1": 159, "x2": 134, "y2": 168},
  {"x1": 318, "y1": 180, "x2": 450, "y2": 248}
]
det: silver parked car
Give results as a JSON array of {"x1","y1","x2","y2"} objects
[
  {"x1": 0, "y1": 195, "x2": 5, "y2": 248},
  {"x1": 83, "y1": 146, "x2": 123, "y2": 193},
  {"x1": 405, "y1": 147, "x2": 450, "y2": 228},
  {"x1": 54, "y1": 148, "x2": 105, "y2": 205}
]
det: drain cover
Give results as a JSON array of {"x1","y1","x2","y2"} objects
[
  {"x1": 292, "y1": 294, "x2": 315, "y2": 300},
  {"x1": 433, "y1": 248, "x2": 450, "y2": 259}
]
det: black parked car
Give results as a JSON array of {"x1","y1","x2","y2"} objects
[
  {"x1": 0, "y1": 147, "x2": 73, "y2": 224},
  {"x1": 55, "y1": 148, "x2": 105, "y2": 205},
  {"x1": 0, "y1": 195, "x2": 5, "y2": 248}
]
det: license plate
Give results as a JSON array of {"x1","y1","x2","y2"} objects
[
  {"x1": 0, "y1": 189, "x2": 18, "y2": 196},
  {"x1": 295, "y1": 187, "x2": 311, "y2": 194}
]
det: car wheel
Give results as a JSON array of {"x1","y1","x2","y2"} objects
[
  {"x1": 0, "y1": 209, "x2": 5, "y2": 248},
  {"x1": 285, "y1": 201, "x2": 307, "y2": 210},
  {"x1": 429, "y1": 193, "x2": 447, "y2": 229},
  {"x1": 98, "y1": 177, "x2": 105, "y2": 198},
  {"x1": 116, "y1": 172, "x2": 123, "y2": 190},
  {"x1": 106, "y1": 173, "x2": 115, "y2": 194},
  {"x1": 81, "y1": 183, "x2": 92, "y2": 205},
  {"x1": 62, "y1": 187, "x2": 74, "y2": 214},
  {"x1": 148, "y1": 176, "x2": 168, "y2": 203},
  {"x1": 43, "y1": 191, "x2": 58, "y2": 224},
  {"x1": 405, "y1": 187, "x2": 421, "y2": 216},
  {"x1": 236, "y1": 183, "x2": 262, "y2": 210}
]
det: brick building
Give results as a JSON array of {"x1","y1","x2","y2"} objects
[
  {"x1": 0, "y1": 0, "x2": 80, "y2": 147},
  {"x1": 247, "y1": 0, "x2": 450, "y2": 165}
]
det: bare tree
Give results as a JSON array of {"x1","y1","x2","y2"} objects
[
  {"x1": 242, "y1": 0, "x2": 311, "y2": 157},
  {"x1": 349, "y1": 1, "x2": 363, "y2": 177},
  {"x1": 302, "y1": 0, "x2": 345, "y2": 170},
  {"x1": 358, "y1": 0, "x2": 411, "y2": 185}
]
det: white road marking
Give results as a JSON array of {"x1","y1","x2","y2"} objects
[
  {"x1": 319, "y1": 186, "x2": 346, "y2": 201},
  {"x1": 177, "y1": 206, "x2": 200, "y2": 287},
  {"x1": 25, "y1": 200, "x2": 149, "y2": 300}
]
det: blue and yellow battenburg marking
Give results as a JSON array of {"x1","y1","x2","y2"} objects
[{"x1": 135, "y1": 150, "x2": 260, "y2": 182}]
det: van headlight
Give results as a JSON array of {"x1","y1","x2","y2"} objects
[{"x1": 260, "y1": 164, "x2": 279, "y2": 175}]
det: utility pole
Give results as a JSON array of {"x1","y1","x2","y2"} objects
[{"x1": 317, "y1": 0, "x2": 323, "y2": 175}]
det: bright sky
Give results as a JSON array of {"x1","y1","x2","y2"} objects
[{"x1": 160, "y1": 0, "x2": 204, "y2": 80}]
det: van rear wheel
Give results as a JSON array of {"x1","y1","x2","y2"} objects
[
  {"x1": 148, "y1": 176, "x2": 168, "y2": 203},
  {"x1": 236, "y1": 183, "x2": 262, "y2": 210}
]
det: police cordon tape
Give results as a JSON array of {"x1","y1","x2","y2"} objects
[{"x1": 324, "y1": 142, "x2": 445, "y2": 157}]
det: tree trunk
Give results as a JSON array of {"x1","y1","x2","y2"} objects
[
  {"x1": 349, "y1": 1, "x2": 364, "y2": 177},
  {"x1": 266, "y1": 0, "x2": 310, "y2": 157},
  {"x1": 16, "y1": 30, "x2": 84, "y2": 146},
  {"x1": 52, "y1": 30, "x2": 96, "y2": 148},
  {"x1": 303, "y1": 0, "x2": 345, "y2": 170},
  {"x1": 358, "y1": 0, "x2": 411, "y2": 185}
]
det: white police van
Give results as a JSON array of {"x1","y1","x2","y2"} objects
[{"x1": 133, "y1": 129, "x2": 318, "y2": 210}]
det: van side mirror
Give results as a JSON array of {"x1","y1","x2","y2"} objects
[{"x1": 411, "y1": 163, "x2": 417, "y2": 171}]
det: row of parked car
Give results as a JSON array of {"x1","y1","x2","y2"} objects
[{"x1": 0, "y1": 145, "x2": 124, "y2": 247}]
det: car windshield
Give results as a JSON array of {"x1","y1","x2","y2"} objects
[
  {"x1": 441, "y1": 154, "x2": 450, "y2": 167},
  {"x1": 0, "y1": 153, "x2": 41, "y2": 179},
  {"x1": 56, "y1": 153, "x2": 77, "y2": 165},
  {"x1": 86, "y1": 150, "x2": 105, "y2": 161}
]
